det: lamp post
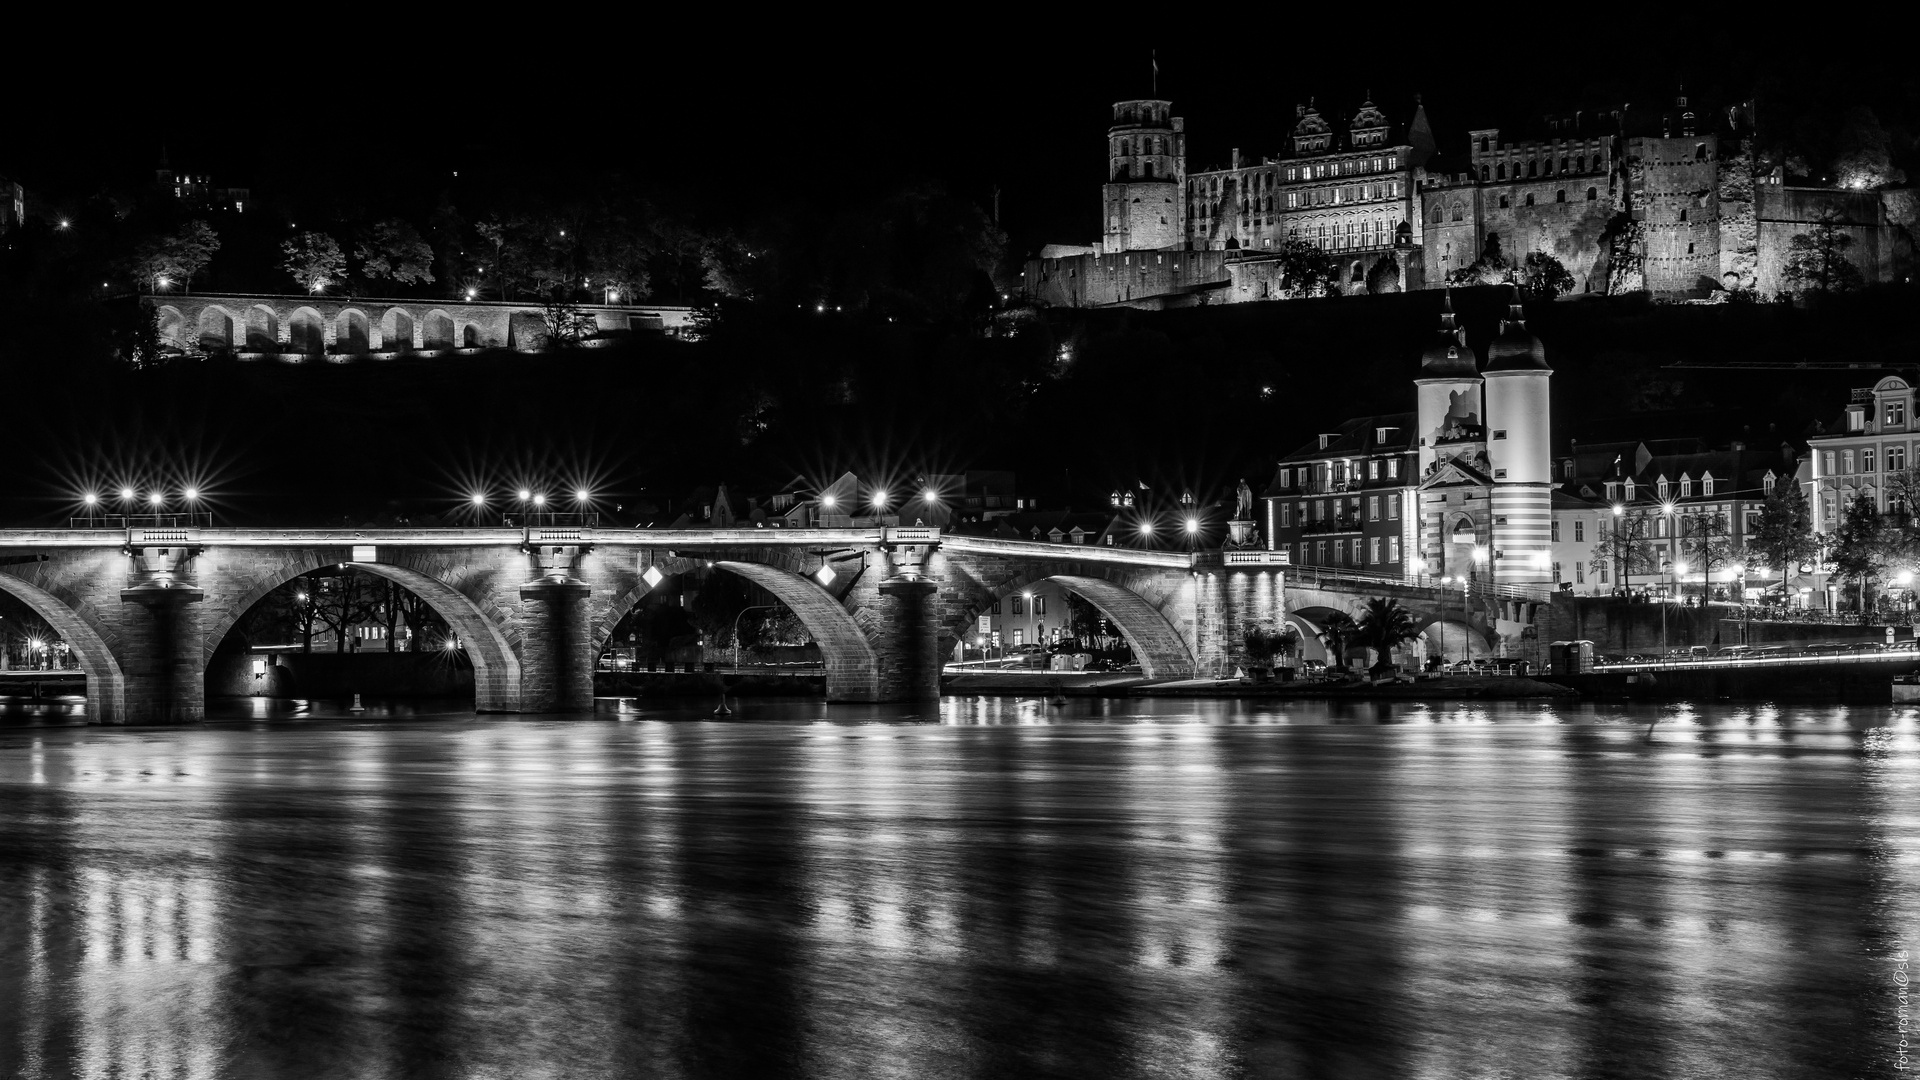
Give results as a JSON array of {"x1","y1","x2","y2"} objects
[
  {"x1": 730, "y1": 604, "x2": 777, "y2": 669},
  {"x1": 1611, "y1": 504, "x2": 1626, "y2": 595},
  {"x1": 1900, "y1": 570, "x2": 1914, "y2": 627}
]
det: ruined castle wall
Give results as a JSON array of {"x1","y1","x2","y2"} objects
[
  {"x1": 1627, "y1": 135, "x2": 1722, "y2": 296},
  {"x1": 1753, "y1": 185, "x2": 1892, "y2": 297},
  {"x1": 1023, "y1": 250, "x2": 1229, "y2": 307},
  {"x1": 1475, "y1": 177, "x2": 1617, "y2": 294},
  {"x1": 1717, "y1": 140, "x2": 1758, "y2": 291}
]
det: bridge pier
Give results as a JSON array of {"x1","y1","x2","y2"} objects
[
  {"x1": 118, "y1": 588, "x2": 205, "y2": 724},
  {"x1": 518, "y1": 579, "x2": 595, "y2": 712},
  {"x1": 873, "y1": 577, "x2": 940, "y2": 701}
]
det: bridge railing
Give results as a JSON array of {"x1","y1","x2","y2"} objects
[
  {"x1": 503, "y1": 513, "x2": 599, "y2": 529},
  {"x1": 68, "y1": 513, "x2": 214, "y2": 530}
]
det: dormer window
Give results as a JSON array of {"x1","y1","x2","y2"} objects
[
  {"x1": 1848, "y1": 407, "x2": 1866, "y2": 432},
  {"x1": 1657, "y1": 477, "x2": 1669, "y2": 500},
  {"x1": 1702, "y1": 473, "x2": 1715, "y2": 497},
  {"x1": 1606, "y1": 482, "x2": 1619, "y2": 500},
  {"x1": 1763, "y1": 472, "x2": 1776, "y2": 494},
  {"x1": 1625, "y1": 479, "x2": 1636, "y2": 500},
  {"x1": 1679, "y1": 476, "x2": 1692, "y2": 498},
  {"x1": 1319, "y1": 434, "x2": 1334, "y2": 449}
]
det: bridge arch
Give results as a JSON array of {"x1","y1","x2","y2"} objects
[
  {"x1": 424, "y1": 310, "x2": 455, "y2": 349},
  {"x1": 196, "y1": 305, "x2": 237, "y2": 352},
  {"x1": 203, "y1": 555, "x2": 522, "y2": 711},
  {"x1": 597, "y1": 551, "x2": 881, "y2": 701},
  {"x1": 155, "y1": 305, "x2": 188, "y2": 351},
  {"x1": 287, "y1": 307, "x2": 325, "y2": 356},
  {"x1": 380, "y1": 307, "x2": 415, "y2": 351},
  {"x1": 336, "y1": 309, "x2": 370, "y2": 355},
  {"x1": 957, "y1": 568, "x2": 1197, "y2": 678},
  {"x1": 245, "y1": 304, "x2": 278, "y2": 350},
  {"x1": 0, "y1": 572, "x2": 127, "y2": 724}
]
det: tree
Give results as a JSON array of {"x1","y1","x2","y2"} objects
[
  {"x1": 354, "y1": 219, "x2": 436, "y2": 286},
  {"x1": 1365, "y1": 255, "x2": 1401, "y2": 295},
  {"x1": 1680, "y1": 512, "x2": 1736, "y2": 599},
  {"x1": 1447, "y1": 231, "x2": 1511, "y2": 286},
  {"x1": 1351, "y1": 597, "x2": 1420, "y2": 675},
  {"x1": 1589, "y1": 512, "x2": 1660, "y2": 591},
  {"x1": 131, "y1": 220, "x2": 220, "y2": 295},
  {"x1": 281, "y1": 232, "x2": 347, "y2": 294},
  {"x1": 1316, "y1": 610, "x2": 1357, "y2": 670},
  {"x1": 1832, "y1": 492, "x2": 1883, "y2": 611},
  {"x1": 1747, "y1": 484, "x2": 1820, "y2": 594},
  {"x1": 1782, "y1": 210, "x2": 1865, "y2": 296},
  {"x1": 1273, "y1": 239, "x2": 1336, "y2": 298},
  {"x1": 1241, "y1": 621, "x2": 1292, "y2": 672},
  {"x1": 1833, "y1": 107, "x2": 1907, "y2": 191},
  {"x1": 1517, "y1": 251, "x2": 1575, "y2": 301}
]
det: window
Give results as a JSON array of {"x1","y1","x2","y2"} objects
[
  {"x1": 1492, "y1": 429, "x2": 1508, "y2": 440},
  {"x1": 1625, "y1": 479, "x2": 1636, "y2": 500},
  {"x1": 1575, "y1": 563, "x2": 1584, "y2": 584},
  {"x1": 1843, "y1": 450, "x2": 1855, "y2": 474},
  {"x1": 1495, "y1": 468, "x2": 1508, "y2": 479},
  {"x1": 1551, "y1": 520, "x2": 1561, "y2": 542},
  {"x1": 1281, "y1": 502, "x2": 1293, "y2": 527},
  {"x1": 1033, "y1": 596, "x2": 1047, "y2": 617},
  {"x1": 1316, "y1": 540, "x2": 1328, "y2": 564},
  {"x1": 1387, "y1": 459, "x2": 1399, "y2": 479},
  {"x1": 1574, "y1": 520, "x2": 1585, "y2": 542},
  {"x1": 1763, "y1": 473, "x2": 1777, "y2": 494},
  {"x1": 1368, "y1": 495, "x2": 1380, "y2": 521},
  {"x1": 1657, "y1": 478, "x2": 1670, "y2": 499},
  {"x1": 1679, "y1": 478, "x2": 1691, "y2": 498},
  {"x1": 1587, "y1": 187, "x2": 1598, "y2": 201},
  {"x1": 1893, "y1": 446, "x2": 1908, "y2": 472},
  {"x1": 1553, "y1": 561, "x2": 1562, "y2": 581},
  {"x1": 1388, "y1": 498, "x2": 1399, "y2": 520},
  {"x1": 1369, "y1": 537, "x2": 1380, "y2": 564},
  {"x1": 1605, "y1": 482, "x2": 1619, "y2": 499},
  {"x1": 1556, "y1": 189, "x2": 1566, "y2": 203},
  {"x1": 1865, "y1": 448, "x2": 1876, "y2": 473},
  {"x1": 1703, "y1": 475, "x2": 1715, "y2": 497},
  {"x1": 1823, "y1": 451, "x2": 1836, "y2": 475},
  {"x1": 1009, "y1": 595, "x2": 1024, "y2": 615},
  {"x1": 1891, "y1": 401, "x2": 1909, "y2": 427},
  {"x1": 1500, "y1": 195, "x2": 1511, "y2": 209},
  {"x1": 1011, "y1": 629, "x2": 1024, "y2": 646},
  {"x1": 1823, "y1": 496, "x2": 1835, "y2": 524},
  {"x1": 1388, "y1": 537, "x2": 1399, "y2": 563},
  {"x1": 1599, "y1": 563, "x2": 1609, "y2": 583},
  {"x1": 1525, "y1": 193, "x2": 1535, "y2": 207},
  {"x1": 1352, "y1": 539, "x2": 1363, "y2": 564},
  {"x1": 1369, "y1": 460, "x2": 1380, "y2": 480}
]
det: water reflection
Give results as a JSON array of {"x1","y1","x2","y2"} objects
[{"x1": 0, "y1": 698, "x2": 1912, "y2": 1077}]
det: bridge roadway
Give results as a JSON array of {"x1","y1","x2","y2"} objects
[{"x1": 0, "y1": 525, "x2": 1534, "y2": 723}]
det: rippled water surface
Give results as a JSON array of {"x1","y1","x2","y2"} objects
[{"x1": 3, "y1": 695, "x2": 1918, "y2": 1078}]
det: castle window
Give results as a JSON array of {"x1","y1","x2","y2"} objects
[
  {"x1": 1480, "y1": 165, "x2": 1490, "y2": 181},
  {"x1": 1528, "y1": 160, "x2": 1538, "y2": 177},
  {"x1": 1431, "y1": 206, "x2": 1443, "y2": 224},
  {"x1": 1577, "y1": 156, "x2": 1587, "y2": 172},
  {"x1": 1524, "y1": 193, "x2": 1535, "y2": 206},
  {"x1": 1695, "y1": 143, "x2": 1707, "y2": 160},
  {"x1": 1451, "y1": 206, "x2": 1464, "y2": 222},
  {"x1": 1687, "y1": 242, "x2": 1695, "y2": 254},
  {"x1": 1678, "y1": 209, "x2": 1687, "y2": 222},
  {"x1": 1556, "y1": 189, "x2": 1566, "y2": 203},
  {"x1": 1478, "y1": 137, "x2": 1489, "y2": 153},
  {"x1": 1497, "y1": 163, "x2": 1506, "y2": 180},
  {"x1": 1499, "y1": 195, "x2": 1511, "y2": 208},
  {"x1": 1587, "y1": 187, "x2": 1598, "y2": 201}
]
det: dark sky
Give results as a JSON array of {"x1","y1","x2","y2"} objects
[{"x1": 10, "y1": 19, "x2": 1811, "y2": 255}]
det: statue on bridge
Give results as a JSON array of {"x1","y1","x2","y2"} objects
[{"x1": 1234, "y1": 478, "x2": 1253, "y2": 521}]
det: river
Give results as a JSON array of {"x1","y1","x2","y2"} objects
[{"x1": 1, "y1": 694, "x2": 1915, "y2": 1078}]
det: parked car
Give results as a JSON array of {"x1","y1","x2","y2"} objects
[{"x1": 1846, "y1": 641, "x2": 1889, "y2": 652}]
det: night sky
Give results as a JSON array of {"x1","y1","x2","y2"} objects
[{"x1": 12, "y1": 23, "x2": 1825, "y2": 258}]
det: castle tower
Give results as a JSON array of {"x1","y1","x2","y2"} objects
[
  {"x1": 1102, "y1": 99, "x2": 1185, "y2": 252},
  {"x1": 1413, "y1": 289, "x2": 1479, "y2": 477},
  {"x1": 1482, "y1": 285, "x2": 1554, "y2": 585}
]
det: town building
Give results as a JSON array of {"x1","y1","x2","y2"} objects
[
  {"x1": 1807, "y1": 375, "x2": 1918, "y2": 534},
  {"x1": 1261, "y1": 412, "x2": 1419, "y2": 579},
  {"x1": 1565, "y1": 437, "x2": 1790, "y2": 598},
  {"x1": 156, "y1": 152, "x2": 248, "y2": 214},
  {"x1": 0, "y1": 173, "x2": 23, "y2": 231}
]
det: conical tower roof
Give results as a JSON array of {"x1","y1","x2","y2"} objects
[
  {"x1": 1486, "y1": 284, "x2": 1550, "y2": 372},
  {"x1": 1418, "y1": 289, "x2": 1477, "y2": 379}
]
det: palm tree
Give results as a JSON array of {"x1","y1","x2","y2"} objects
[
  {"x1": 1317, "y1": 610, "x2": 1358, "y2": 671},
  {"x1": 1352, "y1": 598, "x2": 1421, "y2": 676}
]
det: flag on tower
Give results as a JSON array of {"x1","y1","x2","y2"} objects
[{"x1": 1152, "y1": 51, "x2": 1158, "y2": 94}]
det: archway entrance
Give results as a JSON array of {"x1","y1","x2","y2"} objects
[
  {"x1": 957, "y1": 574, "x2": 1196, "y2": 679},
  {"x1": 287, "y1": 308, "x2": 325, "y2": 356}
]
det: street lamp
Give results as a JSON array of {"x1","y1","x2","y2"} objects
[{"x1": 871, "y1": 490, "x2": 889, "y2": 514}]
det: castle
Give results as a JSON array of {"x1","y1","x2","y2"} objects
[{"x1": 1026, "y1": 92, "x2": 1907, "y2": 307}]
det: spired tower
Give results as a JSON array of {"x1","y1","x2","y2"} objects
[
  {"x1": 1102, "y1": 99, "x2": 1185, "y2": 253},
  {"x1": 1482, "y1": 285, "x2": 1554, "y2": 585},
  {"x1": 1414, "y1": 290, "x2": 1493, "y2": 580},
  {"x1": 1413, "y1": 289, "x2": 1479, "y2": 478}
]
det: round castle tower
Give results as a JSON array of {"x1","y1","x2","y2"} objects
[
  {"x1": 1413, "y1": 289, "x2": 1480, "y2": 478},
  {"x1": 1483, "y1": 285, "x2": 1554, "y2": 585},
  {"x1": 1102, "y1": 99, "x2": 1185, "y2": 252}
]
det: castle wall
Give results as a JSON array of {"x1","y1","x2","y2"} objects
[
  {"x1": 1104, "y1": 180, "x2": 1184, "y2": 253},
  {"x1": 1022, "y1": 251, "x2": 1229, "y2": 308},
  {"x1": 1753, "y1": 184, "x2": 1893, "y2": 297},
  {"x1": 1474, "y1": 177, "x2": 1617, "y2": 293},
  {"x1": 1627, "y1": 135, "x2": 1722, "y2": 296}
]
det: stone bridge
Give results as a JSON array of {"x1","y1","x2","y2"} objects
[
  {"x1": 0, "y1": 527, "x2": 1549, "y2": 722},
  {"x1": 146, "y1": 293, "x2": 697, "y2": 358}
]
